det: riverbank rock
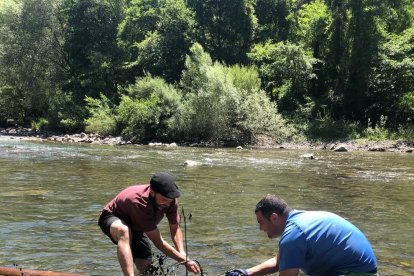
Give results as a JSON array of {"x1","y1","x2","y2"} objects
[
  {"x1": 333, "y1": 144, "x2": 348, "y2": 152},
  {"x1": 368, "y1": 146, "x2": 386, "y2": 152},
  {"x1": 0, "y1": 127, "x2": 131, "y2": 145}
]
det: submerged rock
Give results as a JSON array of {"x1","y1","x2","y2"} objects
[
  {"x1": 300, "y1": 153, "x2": 315, "y2": 159},
  {"x1": 183, "y1": 160, "x2": 202, "y2": 167}
]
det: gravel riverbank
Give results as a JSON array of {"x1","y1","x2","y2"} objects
[{"x1": 1, "y1": 127, "x2": 413, "y2": 153}]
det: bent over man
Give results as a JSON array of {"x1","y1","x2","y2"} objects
[
  {"x1": 98, "y1": 172, "x2": 200, "y2": 275},
  {"x1": 227, "y1": 194, "x2": 378, "y2": 276}
]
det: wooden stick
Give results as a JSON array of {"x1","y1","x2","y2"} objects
[{"x1": 0, "y1": 266, "x2": 89, "y2": 276}]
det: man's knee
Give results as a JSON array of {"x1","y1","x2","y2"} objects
[{"x1": 110, "y1": 220, "x2": 131, "y2": 243}]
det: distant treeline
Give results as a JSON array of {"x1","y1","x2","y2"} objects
[{"x1": 0, "y1": 0, "x2": 413, "y2": 144}]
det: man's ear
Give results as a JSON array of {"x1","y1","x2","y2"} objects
[{"x1": 270, "y1": 212, "x2": 279, "y2": 223}]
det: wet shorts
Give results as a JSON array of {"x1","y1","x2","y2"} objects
[
  {"x1": 344, "y1": 269, "x2": 378, "y2": 276},
  {"x1": 98, "y1": 211, "x2": 152, "y2": 260}
]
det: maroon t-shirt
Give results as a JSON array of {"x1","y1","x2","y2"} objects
[{"x1": 103, "y1": 184, "x2": 180, "y2": 232}]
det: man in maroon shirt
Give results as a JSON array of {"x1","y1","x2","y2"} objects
[{"x1": 98, "y1": 172, "x2": 201, "y2": 275}]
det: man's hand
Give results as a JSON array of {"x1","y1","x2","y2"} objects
[
  {"x1": 185, "y1": 260, "x2": 201, "y2": 274},
  {"x1": 225, "y1": 268, "x2": 248, "y2": 276}
]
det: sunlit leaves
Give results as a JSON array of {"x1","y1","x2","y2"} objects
[
  {"x1": 248, "y1": 41, "x2": 317, "y2": 114},
  {"x1": 119, "y1": 0, "x2": 195, "y2": 82}
]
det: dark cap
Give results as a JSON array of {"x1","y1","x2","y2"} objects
[{"x1": 150, "y1": 172, "x2": 180, "y2": 199}]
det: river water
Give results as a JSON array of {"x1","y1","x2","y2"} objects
[{"x1": 0, "y1": 137, "x2": 413, "y2": 275}]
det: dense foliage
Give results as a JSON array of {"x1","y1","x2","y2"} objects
[{"x1": 1, "y1": 0, "x2": 413, "y2": 144}]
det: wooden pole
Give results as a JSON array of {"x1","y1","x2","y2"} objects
[{"x1": 0, "y1": 266, "x2": 89, "y2": 276}]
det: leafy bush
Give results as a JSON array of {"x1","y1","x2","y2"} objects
[
  {"x1": 31, "y1": 118, "x2": 49, "y2": 131},
  {"x1": 0, "y1": 85, "x2": 22, "y2": 126},
  {"x1": 117, "y1": 94, "x2": 159, "y2": 142},
  {"x1": 363, "y1": 115, "x2": 390, "y2": 140},
  {"x1": 237, "y1": 90, "x2": 296, "y2": 143},
  {"x1": 306, "y1": 115, "x2": 361, "y2": 140},
  {"x1": 84, "y1": 93, "x2": 117, "y2": 136},
  {"x1": 227, "y1": 64, "x2": 295, "y2": 143},
  {"x1": 174, "y1": 62, "x2": 235, "y2": 142},
  {"x1": 399, "y1": 92, "x2": 414, "y2": 115},
  {"x1": 396, "y1": 123, "x2": 414, "y2": 140},
  {"x1": 46, "y1": 90, "x2": 86, "y2": 132},
  {"x1": 116, "y1": 76, "x2": 181, "y2": 142},
  {"x1": 173, "y1": 44, "x2": 295, "y2": 145}
]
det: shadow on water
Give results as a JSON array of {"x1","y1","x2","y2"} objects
[{"x1": 0, "y1": 138, "x2": 413, "y2": 275}]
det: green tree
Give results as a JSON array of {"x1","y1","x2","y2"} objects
[
  {"x1": 342, "y1": 0, "x2": 381, "y2": 120},
  {"x1": 118, "y1": 0, "x2": 195, "y2": 83},
  {"x1": 180, "y1": 43, "x2": 213, "y2": 96},
  {"x1": 61, "y1": 0, "x2": 124, "y2": 103},
  {"x1": 0, "y1": 0, "x2": 58, "y2": 126},
  {"x1": 254, "y1": 0, "x2": 293, "y2": 43},
  {"x1": 369, "y1": 25, "x2": 414, "y2": 126},
  {"x1": 187, "y1": 0, "x2": 256, "y2": 65},
  {"x1": 320, "y1": 0, "x2": 350, "y2": 120},
  {"x1": 293, "y1": 0, "x2": 332, "y2": 116},
  {"x1": 248, "y1": 41, "x2": 317, "y2": 116},
  {"x1": 319, "y1": 0, "x2": 412, "y2": 122},
  {"x1": 296, "y1": 0, "x2": 331, "y2": 59}
]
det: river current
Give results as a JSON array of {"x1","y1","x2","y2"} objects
[{"x1": 0, "y1": 137, "x2": 413, "y2": 275}]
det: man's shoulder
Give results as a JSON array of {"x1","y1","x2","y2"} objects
[
  {"x1": 121, "y1": 184, "x2": 150, "y2": 194},
  {"x1": 284, "y1": 210, "x2": 342, "y2": 236},
  {"x1": 114, "y1": 184, "x2": 151, "y2": 205},
  {"x1": 288, "y1": 210, "x2": 340, "y2": 222},
  {"x1": 285, "y1": 210, "x2": 355, "y2": 242}
]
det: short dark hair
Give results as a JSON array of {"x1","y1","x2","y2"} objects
[{"x1": 255, "y1": 194, "x2": 290, "y2": 220}]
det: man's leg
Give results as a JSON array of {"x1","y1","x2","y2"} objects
[
  {"x1": 131, "y1": 232, "x2": 153, "y2": 273},
  {"x1": 134, "y1": 258, "x2": 152, "y2": 273},
  {"x1": 109, "y1": 219, "x2": 135, "y2": 276}
]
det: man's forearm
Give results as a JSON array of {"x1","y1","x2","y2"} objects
[
  {"x1": 158, "y1": 238, "x2": 187, "y2": 262},
  {"x1": 146, "y1": 227, "x2": 186, "y2": 262},
  {"x1": 170, "y1": 224, "x2": 186, "y2": 254},
  {"x1": 246, "y1": 257, "x2": 278, "y2": 276}
]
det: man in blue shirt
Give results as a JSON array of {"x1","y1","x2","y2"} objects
[{"x1": 226, "y1": 194, "x2": 378, "y2": 276}]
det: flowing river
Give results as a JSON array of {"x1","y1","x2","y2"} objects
[{"x1": 0, "y1": 137, "x2": 413, "y2": 275}]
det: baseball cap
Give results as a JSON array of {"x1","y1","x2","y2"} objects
[{"x1": 150, "y1": 172, "x2": 180, "y2": 199}]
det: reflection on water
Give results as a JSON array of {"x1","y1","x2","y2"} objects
[{"x1": 0, "y1": 137, "x2": 413, "y2": 275}]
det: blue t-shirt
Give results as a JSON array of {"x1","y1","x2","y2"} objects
[{"x1": 278, "y1": 210, "x2": 377, "y2": 276}]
